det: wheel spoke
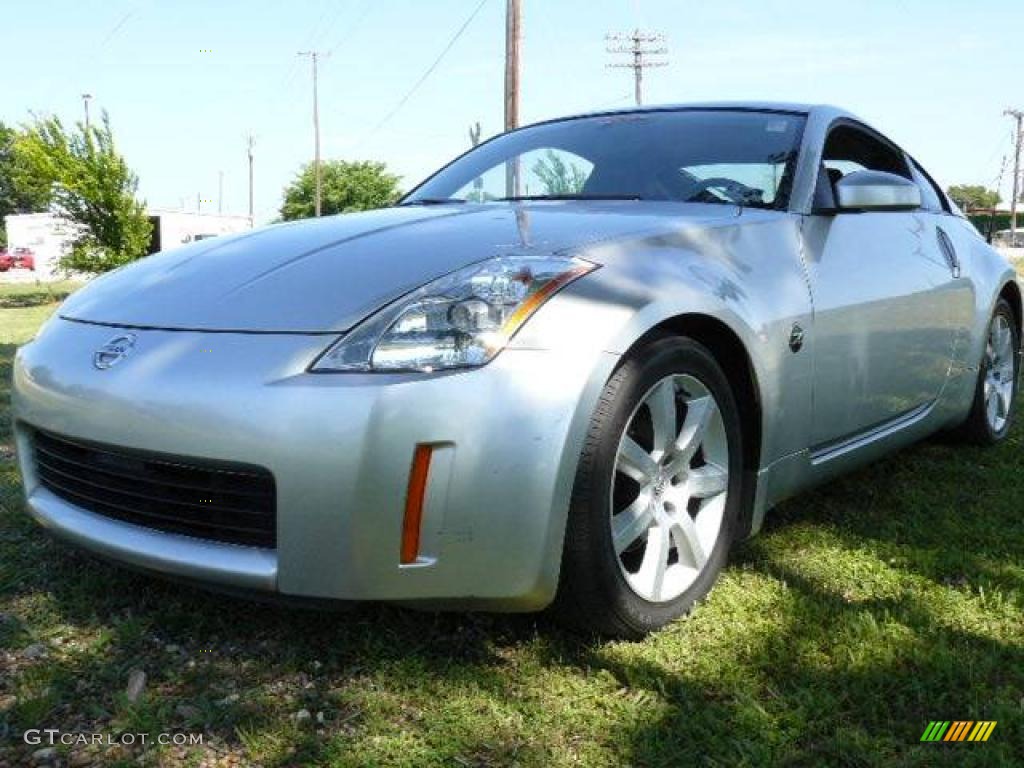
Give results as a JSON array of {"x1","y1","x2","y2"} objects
[
  {"x1": 612, "y1": 496, "x2": 655, "y2": 554},
  {"x1": 986, "y1": 385, "x2": 1000, "y2": 425},
  {"x1": 669, "y1": 512, "x2": 707, "y2": 570},
  {"x1": 647, "y1": 378, "x2": 678, "y2": 455},
  {"x1": 671, "y1": 396, "x2": 717, "y2": 468},
  {"x1": 636, "y1": 523, "x2": 671, "y2": 601},
  {"x1": 997, "y1": 321, "x2": 1013, "y2": 358},
  {"x1": 687, "y1": 463, "x2": 728, "y2": 499},
  {"x1": 997, "y1": 381, "x2": 1013, "y2": 419},
  {"x1": 617, "y1": 437, "x2": 658, "y2": 483}
]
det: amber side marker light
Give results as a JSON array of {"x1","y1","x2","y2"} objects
[{"x1": 400, "y1": 444, "x2": 434, "y2": 564}]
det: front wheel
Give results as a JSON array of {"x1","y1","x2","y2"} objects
[
  {"x1": 957, "y1": 298, "x2": 1020, "y2": 445},
  {"x1": 553, "y1": 336, "x2": 745, "y2": 639}
]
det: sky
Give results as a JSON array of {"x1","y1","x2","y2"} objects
[{"x1": 4, "y1": 0, "x2": 1023, "y2": 224}]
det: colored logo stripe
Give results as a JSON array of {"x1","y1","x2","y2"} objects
[
  {"x1": 968, "y1": 722, "x2": 997, "y2": 742},
  {"x1": 945, "y1": 721, "x2": 972, "y2": 741},
  {"x1": 921, "y1": 721, "x2": 949, "y2": 742},
  {"x1": 920, "y1": 721, "x2": 996, "y2": 742}
]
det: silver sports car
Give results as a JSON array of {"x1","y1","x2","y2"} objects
[{"x1": 12, "y1": 103, "x2": 1021, "y2": 638}]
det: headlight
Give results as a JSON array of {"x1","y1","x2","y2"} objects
[{"x1": 311, "y1": 255, "x2": 597, "y2": 372}]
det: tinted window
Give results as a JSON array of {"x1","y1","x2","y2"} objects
[
  {"x1": 822, "y1": 124, "x2": 910, "y2": 179},
  {"x1": 817, "y1": 123, "x2": 913, "y2": 208},
  {"x1": 407, "y1": 110, "x2": 806, "y2": 209}
]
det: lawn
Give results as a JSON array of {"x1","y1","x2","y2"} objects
[{"x1": 1, "y1": 283, "x2": 1021, "y2": 767}]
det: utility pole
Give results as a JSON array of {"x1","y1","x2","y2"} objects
[
  {"x1": 81, "y1": 93, "x2": 93, "y2": 129},
  {"x1": 298, "y1": 51, "x2": 328, "y2": 216},
  {"x1": 504, "y1": 0, "x2": 521, "y2": 132},
  {"x1": 1005, "y1": 108, "x2": 1024, "y2": 241},
  {"x1": 606, "y1": 30, "x2": 668, "y2": 106},
  {"x1": 247, "y1": 134, "x2": 255, "y2": 227},
  {"x1": 504, "y1": 0, "x2": 522, "y2": 198}
]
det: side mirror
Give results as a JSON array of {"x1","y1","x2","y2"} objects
[{"x1": 834, "y1": 170, "x2": 922, "y2": 212}]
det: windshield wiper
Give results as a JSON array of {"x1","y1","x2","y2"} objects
[
  {"x1": 492, "y1": 194, "x2": 644, "y2": 202},
  {"x1": 399, "y1": 197, "x2": 468, "y2": 206}
]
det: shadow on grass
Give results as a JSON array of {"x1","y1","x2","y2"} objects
[
  {"x1": 587, "y1": 564, "x2": 1024, "y2": 767},
  {"x1": 0, "y1": 343, "x2": 16, "y2": 445},
  {"x1": 1, "y1": 408, "x2": 1021, "y2": 765},
  {"x1": 0, "y1": 288, "x2": 74, "y2": 310}
]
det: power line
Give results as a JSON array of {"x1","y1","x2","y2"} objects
[
  {"x1": 358, "y1": 0, "x2": 491, "y2": 146},
  {"x1": 278, "y1": 2, "x2": 340, "y2": 95},
  {"x1": 301, "y1": 0, "x2": 337, "y2": 49},
  {"x1": 606, "y1": 29, "x2": 668, "y2": 106},
  {"x1": 98, "y1": 6, "x2": 141, "y2": 49},
  {"x1": 327, "y1": 0, "x2": 375, "y2": 56}
]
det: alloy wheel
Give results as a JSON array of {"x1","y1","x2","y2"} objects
[
  {"x1": 610, "y1": 373, "x2": 730, "y2": 603},
  {"x1": 985, "y1": 313, "x2": 1016, "y2": 434}
]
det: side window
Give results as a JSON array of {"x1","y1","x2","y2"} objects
[
  {"x1": 908, "y1": 159, "x2": 949, "y2": 213},
  {"x1": 818, "y1": 123, "x2": 912, "y2": 204}
]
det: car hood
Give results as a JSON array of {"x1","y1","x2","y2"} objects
[{"x1": 60, "y1": 202, "x2": 742, "y2": 333}]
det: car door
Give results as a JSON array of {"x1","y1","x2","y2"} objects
[{"x1": 801, "y1": 122, "x2": 966, "y2": 449}]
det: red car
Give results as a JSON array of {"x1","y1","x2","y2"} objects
[
  {"x1": 12, "y1": 247, "x2": 35, "y2": 270},
  {"x1": 0, "y1": 249, "x2": 12, "y2": 272}
]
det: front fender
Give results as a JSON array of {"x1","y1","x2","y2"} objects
[{"x1": 511, "y1": 214, "x2": 814, "y2": 472}]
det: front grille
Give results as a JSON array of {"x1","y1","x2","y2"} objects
[{"x1": 33, "y1": 429, "x2": 277, "y2": 548}]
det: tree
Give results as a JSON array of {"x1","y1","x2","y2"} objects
[
  {"x1": 947, "y1": 184, "x2": 1001, "y2": 211},
  {"x1": 280, "y1": 160, "x2": 401, "y2": 220},
  {"x1": 0, "y1": 120, "x2": 55, "y2": 246},
  {"x1": 531, "y1": 150, "x2": 588, "y2": 196},
  {"x1": 16, "y1": 112, "x2": 151, "y2": 273}
]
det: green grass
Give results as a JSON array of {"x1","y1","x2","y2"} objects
[
  {"x1": 0, "y1": 279, "x2": 81, "y2": 310},
  {"x1": 1, "y1": 283, "x2": 1021, "y2": 766}
]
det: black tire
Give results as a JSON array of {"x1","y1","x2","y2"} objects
[
  {"x1": 552, "y1": 335, "x2": 745, "y2": 639},
  {"x1": 956, "y1": 298, "x2": 1020, "y2": 445}
]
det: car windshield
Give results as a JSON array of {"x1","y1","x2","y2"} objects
[{"x1": 405, "y1": 109, "x2": 806, "y2": 209}]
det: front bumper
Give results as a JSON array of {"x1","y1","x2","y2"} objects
[{"x1": 13, "y1": 318, "x2": 617, "y2": 610}]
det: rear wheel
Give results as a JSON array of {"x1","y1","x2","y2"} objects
[
  {"x1": 957, "y1": 299, "x2": 1019, "y2": 445},
  {"x1": 554, "y1": 336, "x2": 744, "y2": 639}
]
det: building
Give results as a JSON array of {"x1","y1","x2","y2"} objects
[
  {"x1": 145, "y1": 209, "x2": 252, "y2": 254},
  {"x1": 2, "y1": 213, "x2": 77, "y2": 281},
  {"x1": 2, "y1": 209, "x2": 253, "y2": 283}
]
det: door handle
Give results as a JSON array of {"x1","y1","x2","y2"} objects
[{"x1": 936, "y1": 227, "x2": 961, "y2": 278}]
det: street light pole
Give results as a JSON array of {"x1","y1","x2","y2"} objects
[{"x1": 81, "y1": 93, "x2": 93, "y2": 129}]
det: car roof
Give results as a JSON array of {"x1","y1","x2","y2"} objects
[{"x1": 531, "y1": 101, "x2": 860, "y2": 126}]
